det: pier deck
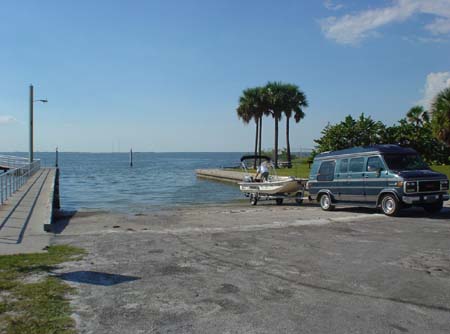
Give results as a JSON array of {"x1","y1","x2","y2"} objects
[{"x1": 0, "y1": 168, "x2": 57, "y2": 255}]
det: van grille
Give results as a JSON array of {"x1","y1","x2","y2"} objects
[{"x1": 418, "y1": 181, "x2": 440, "y2": 192}]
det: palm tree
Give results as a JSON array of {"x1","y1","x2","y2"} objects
[
  {"x1": 430, "y1": 87, "x2": 450, "y2": 146},
  {"x1": 237, "y1": 87, "x2": 268, "y2": 168},
  {"x1": 265, "y1": 82, "x2": 286, "y2": 168},
  {"x1": 237, "y1": 89, "x2": 258, "y2": 168},
  {"x1": 406, "y1": 105, "x2": 429, "y2": 126},
  {"x1": 284, "y1": 84, "x2": 308, "y2": 165}
]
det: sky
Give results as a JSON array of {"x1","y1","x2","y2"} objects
[{"x1": 1, "y1": 0, "x2": 450, "y2": 152}]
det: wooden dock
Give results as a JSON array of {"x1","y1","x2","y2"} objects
[{"x1": 0, "y1": 168, "x2": 59, "y2": 255}]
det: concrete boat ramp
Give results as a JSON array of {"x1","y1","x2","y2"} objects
[
  {"x1": 196, "y1": 168, "x2": 245, "y2": 183},
  {"x1": 0, "y1": 167, "x2": 58, "y2": 255}
]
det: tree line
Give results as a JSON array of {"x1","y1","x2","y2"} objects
[
  {"x1": 314, "y1": 87, "x2": 450, "y2": 164},
  {"x1": 236, "y1": 82, "x2": 308, "y2": 168}
]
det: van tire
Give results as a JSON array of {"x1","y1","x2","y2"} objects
[
  {"x1": 319, "y1": 193, "x2": 335, "y2": 211},
  {"x1": 381, "y1": 194, "x2": 401, "y2": 216}
]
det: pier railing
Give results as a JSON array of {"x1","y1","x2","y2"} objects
[{"x1": 0, "y1": 155, "x2": 40, "y2": 205}]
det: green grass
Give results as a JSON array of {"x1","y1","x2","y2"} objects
[
  {"x1": 274, "y1": 158, "x2": 311, "y2": 178},
  {"x1": 0, "y1": 245, "x2": 86, "y2": 334},
  {"x1": 236, "y1": 158, "x2": 450, "y2": 179},
  {"x1": 237, "y1": 157, "x2": 311, "y2": 178},
  {"x1": 431, "y1": 165, "x2": 450, "y2": 179}
]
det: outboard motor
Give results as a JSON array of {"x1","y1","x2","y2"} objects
[{"x1": 243, "y1": 175, "x2": 253, "y2": 182}]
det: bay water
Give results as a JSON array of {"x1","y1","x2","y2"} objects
[{"x1": 5, "y1": 152, "x2": 245, "y2": 213}]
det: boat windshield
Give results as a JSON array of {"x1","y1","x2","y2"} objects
[{"x1": 383, "y1": 154, "x2": 429, "y2": 171}]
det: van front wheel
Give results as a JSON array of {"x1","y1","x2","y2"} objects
[
  {"x1": 319, "y1": 194, "x2": 335, "y2": 211},
  {"x1": 381, "y1": 194, "x2": 401, "y2": 216}
]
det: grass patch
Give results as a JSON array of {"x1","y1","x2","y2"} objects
[
  {"x1": 0, "y1": 245, "x2": 85, "y2": 334},
  {"x1": 235, "y1": 158, "x2": 311, "y2": 178},
  {"x1": 431, "y1": 165, "x2": 450, "y2": 179},
  {"x1": 274, "y1": 158, "x2": 311, "y2": 178},
  {"x1": 235, "y1": 158, "x2": 450, "y2": 179}
]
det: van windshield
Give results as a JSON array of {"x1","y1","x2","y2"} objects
[{"x1": 383, "y1": 154, "x2": 429, "y2": 171}]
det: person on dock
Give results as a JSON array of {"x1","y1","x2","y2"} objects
[{"x1": 255, "y1": 161, "x2": 269, "y2": 182}]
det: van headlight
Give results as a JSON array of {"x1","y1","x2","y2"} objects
[
  {"x1": 441, "y1": 180, "x2": 449, "y2": 191},
  {"x1": 405, "y1": 181, "x2": 417, "y2": 193}
]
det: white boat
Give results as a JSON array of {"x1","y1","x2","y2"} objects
[
  {"x1": 238, "y1": 155, "x2": 305, "y2": 205},
  {"x1": 239, "y1": 176, "x2": 300, "y2": 195}
]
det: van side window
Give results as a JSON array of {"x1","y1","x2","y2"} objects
[
  {"x1": 317, "y1": 161, "x2": 335, "y2": 181},
  {"x1": 340, "y1": 159, "x2": 348, "y2": 173},
  {"x1": 367, "y1": 156, "x2": 384, "y2": 172},
  {"x1": 349, "y1": 157, "x2": 364, "y2": 173}
]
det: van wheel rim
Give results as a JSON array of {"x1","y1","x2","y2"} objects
[
  {"x1": 382, "y1": 197, "x2": 395, "y2": 214},
  {"x1": 321, "y1": 195, "x2": 330, "y2": 209}
]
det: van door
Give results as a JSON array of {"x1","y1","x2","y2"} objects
[
  {"x1": 336, "y1": 159, "x2": 349, "y2": 201},
  {"x1": 347, "y1": 157, "x2": 366, "y2": 202},
  {"x1": 364, "y1": 156, "x2": 387, "y2": 204},
  {"x1": 316, "y1": 160, "x2": 336, "y2": 198}
]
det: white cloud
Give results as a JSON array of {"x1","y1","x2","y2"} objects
[
  {"x1": 426, "y1": 18, "x2": 450, "y2": 34},
  {"x1": 320, "y1": 0, "x2": 450, "y2": 45},
  {"x1": 402, "y1": 35, "x2": 449, "y2": 44},
  {"x1": 419, "y1": 72, "x2": 450, "y2": 109},
  {"x1": 324, "y1": 0, "x2": 344, "y2": 11},
  {"x1": 0, "y1": 115, "x2": 17, "y2": 125}
]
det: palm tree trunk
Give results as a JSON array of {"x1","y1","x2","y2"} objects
[
  {"x1": 258, "y1": 117, "x2": 263, "y2": 166},
  {"x1": 286, "y1": 116, "x2": 291, "y2": 165},
  {"x1": 274, "y1": 117, "x2": 279, "y2": 168},
  {"x1": 254, "y1": 119, "x2": 259, "y2": 169}
]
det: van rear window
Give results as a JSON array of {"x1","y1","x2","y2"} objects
[
  {"x1": 318, "y1": 161, "x2": 335, "y2": 181},
  {"x1": 349, "y1": 157, "x2": 364, "y2": 173}
]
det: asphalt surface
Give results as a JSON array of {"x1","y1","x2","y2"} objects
[{"x1": 52, "y1": 202, "x2": 450, "y2": 334}]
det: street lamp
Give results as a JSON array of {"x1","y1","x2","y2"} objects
[{"x1": 29, "y1": 84, "x2": 48, "y2": 163}]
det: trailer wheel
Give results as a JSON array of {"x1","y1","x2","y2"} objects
[
  {"x1": 295, "y1": 192, "x2": 303, "y2": 205},
  {"x1": 250, "y1": 194, "x2": 258, "y2": 206},
  {"x1": 276, "y1": 198, "x2": 283, "y2": 205}
]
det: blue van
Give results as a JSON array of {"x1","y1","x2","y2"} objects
[{"x1": 307, "y1": 145, "x2": 449, "y2": 216}]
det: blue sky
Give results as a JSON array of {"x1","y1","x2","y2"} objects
[{"x1": 1, "y1": 0, "x2": 450, "y2": 152}]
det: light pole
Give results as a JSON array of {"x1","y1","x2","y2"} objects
[{"x1": 29, "y1": 84, "x2": 47, "y2": 163}]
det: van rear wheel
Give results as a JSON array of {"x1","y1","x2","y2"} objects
[
  {"x1": 381, "y1": 194, "x2": 401, "y2": 216},
  {"x1": 319, "y1": 194, "x2": 335, "y2": 211}
]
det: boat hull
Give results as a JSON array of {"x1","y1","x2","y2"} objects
[{"x1": 239, "y1": 177, "x2": 300, "y2": 195}]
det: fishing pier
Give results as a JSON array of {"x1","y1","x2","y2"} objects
[{"x1": 0, "y1": 155, "x2": 59, "y2": 254}]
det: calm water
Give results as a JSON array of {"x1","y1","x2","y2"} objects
[{"x1": 5, "y1": 152, "x2": 245, "y2": 213}]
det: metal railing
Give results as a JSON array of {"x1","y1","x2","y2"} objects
[
  {"x1": 0, "y1": 156, "x2": 40, "y2": 205},
  {"x1": 0, "y1": 154, "x2": 30, "y2": 169}
]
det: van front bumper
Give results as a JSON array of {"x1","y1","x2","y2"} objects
[{"x1": 402, "y1": 193, "x2": 449, "y2": 204}]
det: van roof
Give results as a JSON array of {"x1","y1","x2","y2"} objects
[{"x1": 315, "y1": 145, "x2": 417, "y2": 160}]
